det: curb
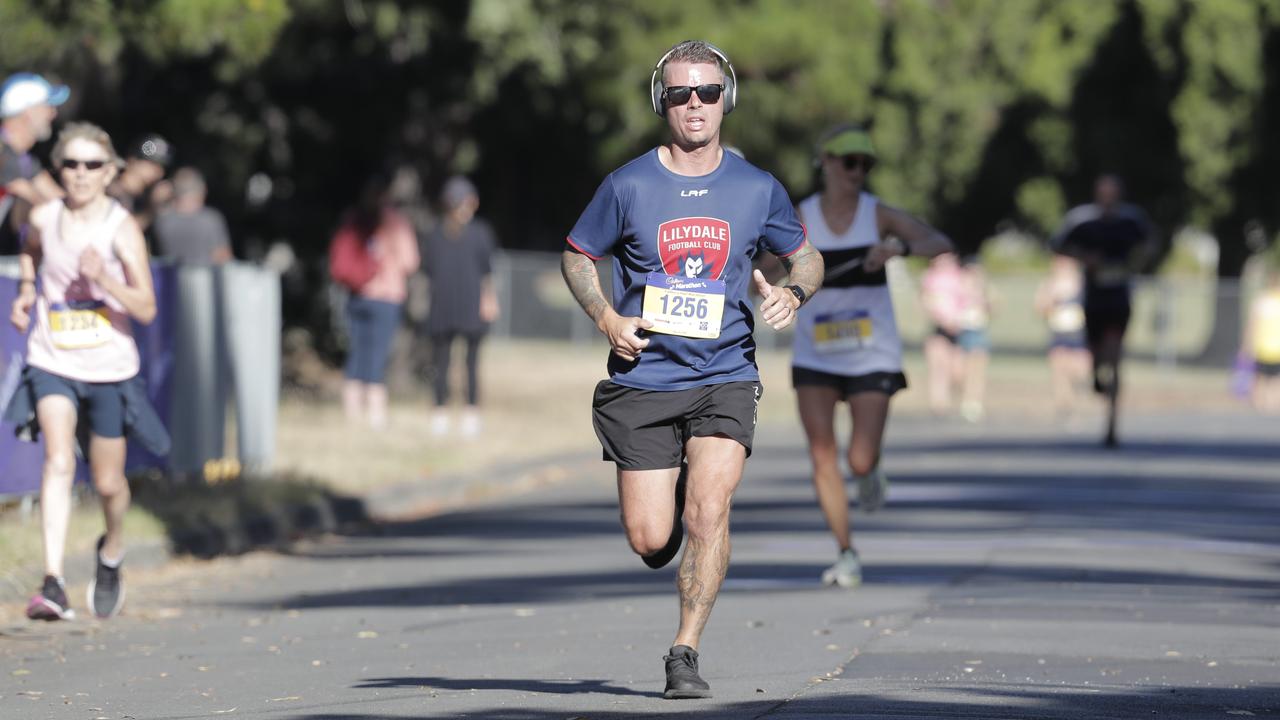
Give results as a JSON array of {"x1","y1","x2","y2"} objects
[{"x1": 0, "y1": 451, "x2": 607, "y2": 606}]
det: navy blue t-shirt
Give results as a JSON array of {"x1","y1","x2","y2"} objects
[{"x1": 567, "y1": 148, "x2": 806, "y2": 391}]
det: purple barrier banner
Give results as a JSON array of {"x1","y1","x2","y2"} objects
[
  {"x1": 0, "y1": 275, "x2": 47, "y2": 496},
  {"x1": 0, "y1": 263, "x2": 176, "y2": 497}
]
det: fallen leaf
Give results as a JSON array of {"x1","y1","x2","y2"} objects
[
  {"x1": 356, "y1": 631, "x2": 378, "y2": 639},
  {"x1": 11, "y1": 669, "x2": 29, "y2": 676},
  {"x1": 268, "y1": 696, "x2": 301, "y2": 702}
]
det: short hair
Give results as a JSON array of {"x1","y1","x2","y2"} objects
[
  {"x1": 50, "y1": 122, "x2": 122, "y2": 169},
  {"x1": 171, "y1": 166, "x2": 207, "y2": 198},
  {"x1": 661, "y1": 40, "x2": 724, "y2": 83}
]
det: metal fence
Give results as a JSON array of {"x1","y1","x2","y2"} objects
[{"x1": 488, "y1": 250, "x2": 1251, "y2": 368}]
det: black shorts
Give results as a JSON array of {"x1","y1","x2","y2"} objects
[
  {"x1": 932, "y1": 326, "x2": 958, "y2": 344},
  {"x1": 591, "y1": 380, "x2": 761, "y2": 471},
  {"x1": 1256, "y1": 361, "x2": 1280, "y2": 378},
  {"x1": 792, "y1": 367, "x2": 907, "y2": 397},
  {"x1": 1084, "y1": 304, "x2": 1132, "y2": 349}
]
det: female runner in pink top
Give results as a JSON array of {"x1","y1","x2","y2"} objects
[{"x1": 8, "y1": 122, "x2": 157, "y2": 621}]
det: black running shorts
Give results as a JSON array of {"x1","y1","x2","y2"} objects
[
  {"x1": 591, "y1": 380, "x2": 762, "y2": 470},
  {"x1": 791, "y1": 367, "x2": 907, "y2": 397}
]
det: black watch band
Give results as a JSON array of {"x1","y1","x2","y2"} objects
[{"x1": 786, "y1": 284, "x2": 807, "y2": 305}]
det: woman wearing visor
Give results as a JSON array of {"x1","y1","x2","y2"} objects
[{"x1": 791, "y1": 124, "x2": 951, "y2": 588}]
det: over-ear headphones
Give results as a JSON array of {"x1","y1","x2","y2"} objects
[{"x1": 650, "y1": 41, "x2": 737, "y2": 117}]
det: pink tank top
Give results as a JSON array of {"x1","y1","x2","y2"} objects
[{"x1": 25, "y1": 199, "x2": 141, "y2": 383}]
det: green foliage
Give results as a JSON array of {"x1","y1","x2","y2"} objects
[
  {"x1": 0, "y1": 0, "x2": 289, "y2": 79},
  {"x1": 1016, "y1": 176, "x2": 1067, "y2": 234},
  {"x1": 3, "y1": 0, "x2": 1279, "y2": 284}
]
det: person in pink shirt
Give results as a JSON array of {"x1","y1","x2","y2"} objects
[
  {"x1": 920, "y1": 252, "x2": 965, "y2": 416},
  {"x1": 328, "y1": 173, "x2": 420, "y2": 429},
  {"x1": 7, "y1": 122, "x2": 160, "y2": 621}
]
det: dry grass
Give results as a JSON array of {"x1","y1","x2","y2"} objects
[
  {"x1": 0, "y1": 337, "x2": 1242, "y2": 600},
  {"x1": 273, "y1": 337, "x2": 1244, "y2": 495}
]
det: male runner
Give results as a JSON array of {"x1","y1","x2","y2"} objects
[
  {"x1": 1052, "y1": 174, "x2": 1155, "y2": 447},
  {"x1": 0, "y1": 73, "x2": 68, "y2": 254},
  {"x1": 561, "y1": 40, "x2": 823, "y2": 699}
]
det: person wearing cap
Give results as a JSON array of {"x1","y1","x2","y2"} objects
[
  {"x1": 789, "y1": 123, "x2": 951, "y2": 588},
  {"x1": 107, "y1": 133, "x2": 173, "y2": 232},
  {"x1": 420, "y1": 176, "x2": 499, "y2": 438},
  {"x1": 1, "y1": 73, "x2": 69, "y2": 254}
]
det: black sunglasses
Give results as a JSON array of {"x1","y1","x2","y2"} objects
[
  {"x1": 831, "y1": 154, "x2": 876, "y2": 172},
  {"x1": 60, "y1": 159, "x2": 109, "y2": 171},
  {"x1": 664, "y1": 84, "x2": 724, "y2": 107}
]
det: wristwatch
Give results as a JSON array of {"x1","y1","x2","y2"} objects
[{"x1": 786, "y1": 284, "x2": 807, "y2": 305}]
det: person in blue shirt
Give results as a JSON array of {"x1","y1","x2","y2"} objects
[{"x1": 562, "y1": 40, "x2": 824, "y2": 699}]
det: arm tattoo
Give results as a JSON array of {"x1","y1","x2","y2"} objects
[
  {"x1": 561, "y1": 250, "x2": 610, "y2": 323},
  {"x1": 779, "y1": 243, "x2": 824, "y2": 299}
]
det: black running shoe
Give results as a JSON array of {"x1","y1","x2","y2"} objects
[
  {"x1": 26, "y1": 574, "x2": 74, "y2": 621},
  {"x1": 643, "y1": 463, "x2": 687, "y2": 570},
  {"x1": 663, "y1": 644, "x2": 711, "y2": 699},
  {"x1": 87, "y1": 536, "x2": 125, "y2": 619}
]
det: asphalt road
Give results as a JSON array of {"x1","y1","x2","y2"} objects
[{"x1": 3, "y1": 408, "x2": 1279, "y2": 719}]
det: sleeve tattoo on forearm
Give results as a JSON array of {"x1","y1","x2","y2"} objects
[
  {"x1": 561, "y1": 251, "x2": 609, "y2": 322},
  {"x1": 780, "y1": 244, "x2": 824, "y2": 298}
]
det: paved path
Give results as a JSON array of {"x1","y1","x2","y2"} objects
[{"x1": 3, "y1": 409, "x2": 1279, "y2": 719}]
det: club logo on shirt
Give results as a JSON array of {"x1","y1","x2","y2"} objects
[{"x1": 657, "y1": 216, "x2": 731, "y2": 280}]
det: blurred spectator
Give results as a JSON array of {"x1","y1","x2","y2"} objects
[
  {"x1": 1052, "y1": 174, "x2": 1156, "y2": 447},
  {"x1": 328, "y1": 173, "x2": 419, "y2": 429},
  {"x1": 955, "y1": 255, "x2": 993, "y2": 422},
  {"x1": 421, "y1": 176, "x2": 499, "y2": 437},
  {"x1": 1036, "y1": 254, "x2": 1091, "y2": 419},
  {"x1": 152, "y1": 167, "x2": 232, "y2": 266},
  {"x1": 0, "y1": 73, "x2": 67, "y2": 254},
  {"x1": 107, "y1": 133, "x2": 173, "y2": 232},
  {"x1": 1242, "y1": 269, "x2": 1280, "y2": 413},
  {"x1": 920, "y1": 252, "x2": 965, "y2": 416}
]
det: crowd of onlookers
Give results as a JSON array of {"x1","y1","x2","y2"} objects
[{"x1": 1, "y1": 72, "x2": 233, "y2": 267}]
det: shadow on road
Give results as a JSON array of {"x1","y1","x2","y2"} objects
[
  {"x1": 355, "y1": 675, "x2": 662, "y2": 698},
  {"x1": 266, "y1": 683, "x2": 1279, "y2": 719}
]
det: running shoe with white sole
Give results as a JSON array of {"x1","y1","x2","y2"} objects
[
  {"x1": 27, "y1": 574, "x2": 75, "y2": 621},
  {"x1": 820, "y1": 548, "x2": 863, "y2": 588},
  {"x1": 857, "y1": 466, "x2": 888, "y2": 513},
  {"x1": 87, "y1": 535, "x2": 125, "y2": 619}
]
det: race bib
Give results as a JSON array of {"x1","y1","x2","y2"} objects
[
  {"x1": 1049, "y1": 304, "x2": 1085, "y2": 333},
  {"x1": 814, "y1": 309, "x2": 872, "y2": 352},
  {"x1": 641, "y1": 272, "x2": 725, "y2": 339},
  {"x1": 49, "y1": 301, "x2": 112, "y2": 350}
]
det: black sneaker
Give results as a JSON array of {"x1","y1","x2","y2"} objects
[
  {"x1": 26, "y1": 575, "x2": 74, "y2": 621},
  {"x1": 663, "y1": 644, "x2": 711, "y2": 699},
  {"x1": 87, "y1": 536, "x2": 125, "y2": 619},
  {"x1": 643, "y1": 463, "x2": 687, "y2": 570}
]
